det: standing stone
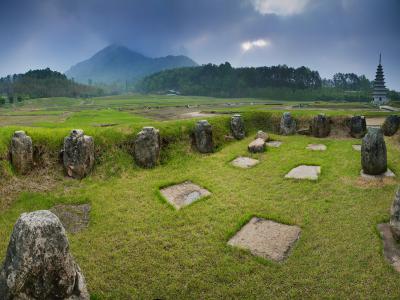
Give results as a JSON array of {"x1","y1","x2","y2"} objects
[
  {"x1": 134, "y1": 127, "x2": 160, "y2": 168},
  {"x1": 10, "y1": 131, "x2": 33, "y2": 174},
  {"x1": 382, "y1": 115, "x2": 400, "y2": 136},
  {"x1": 0, "y1": 210, "x2": 89, "y2": 300},
  {"x1": 280, "y1": 112, "x2": 296, "y2": 135},
  {"x1": 63, "y1": 129, "x2": 94, "y2": 179},
  {"x1": 248, "y1": 138, "x2": 266, "y2": 153},
  {"x1": 361, "y1": 128, "x2": 387, "y2": 175},
  {"x1": 349, "y1": 116, "x2": 367, "y2": 138},
  {"x1": 390, "y1": 187, "x2": 400, "y2": 241},
  {"x1": 310, "y1": 114, "x2": 330, "y2": 138},
  {"x1": 194, "y1": 120, "x2": 213, "y2": 153},
  {"x1": 230, "y1": 114, "x2": 245, "y2": 140}
]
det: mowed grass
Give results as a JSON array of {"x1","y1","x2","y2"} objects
[{"x1": 1, "y1": 132, "x2": 400, "y2": 298}]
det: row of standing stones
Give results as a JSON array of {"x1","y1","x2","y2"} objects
[{"x1": 2, "y1": 113, "x2": 400, "y2": 298}]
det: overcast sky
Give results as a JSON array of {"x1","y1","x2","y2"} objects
[{"x1": 0, "y1": 0, "x2": 399, "y2": 89}]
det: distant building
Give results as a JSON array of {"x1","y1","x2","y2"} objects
[
  {"x1": 372, "y1": 54, "x2": 388, "y2": 105},
  {"x1": 166, "y1": 89, "x2": 180, "y2": 96}
]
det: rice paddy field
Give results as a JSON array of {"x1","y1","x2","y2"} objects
[{"x1": 1, "y1": 95, "x2": 400, "y2": 299}]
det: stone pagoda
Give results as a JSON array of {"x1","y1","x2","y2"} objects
[{"x1": 372, "y1": 54, "x2": 388, "y2": 105}]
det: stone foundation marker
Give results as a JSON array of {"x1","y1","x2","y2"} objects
[
  {"x1": 228, "y1": 217, "x2": 301, "y2": 262},
  {"x1": 280, "y1": 112, "x2": 296, "y2": 135},
  {"x1": 361, "y1": 128, "x2": 392, "y2": 178},
  {"x1": 306, "y1": 144, "x2": 327, "y2": 151},
  {"x1": 352, "y1": 145, "x2": 361, "y2": 151},
  {"x1": 50, "y1": 204, "x2": 91, "y2": 234},
  {"x1": 248, "y1": 138, "x2": 265, "y2": 153},
  {"x1": 382, "y1": 115, "x2": 400, "y2": 136},
  {"x1": 230, "y1": 114, "x2": 245, "y2": 140},
  {"x1": 310, "y1": 114, "x2": 330, "y2": 138},
  {"x1": 194, "y1": 120, "x2": 213, "y2": 153},
  {"x1": 63, "y1": 129, "x2": 94, "y2": 179},
  {"x1": 349, "y1": 116, "x2": 367, "y2": 138},
  {"x1": 0, "y1": 210, "x2": 89, "y2": 299},
  {"x1": 285, "y1": 165, "x2": 321, "y2": 180},
  {"x1": 377, "y1": 188, "x2": 400, "y2": 272},
  {"x1": 231, "y1": 157, "x2": 259, "y2": 168},
  {"x1": 160, "y1": 181, "x2": 211, "y2": 209},
  {"x1": 134, "y1": 127, "x2": 160, "y2": 168},
  {"x1": 10, "y1": 131, "x2": 33, "y2": 175},
  {"x1": 266, "y1": 141, "x2": 282, "y2": 148}
]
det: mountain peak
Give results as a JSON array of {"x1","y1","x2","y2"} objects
[{"x1": 66, "y1": 45, "x2": 197, "y2": 84}]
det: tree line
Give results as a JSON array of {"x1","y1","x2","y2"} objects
[
  {"x1": 0, "y1": 68, "x2": 103, "y2": 104},
  {"x1": 136, "y1": 63, "x2": 399, "y2": 101}
]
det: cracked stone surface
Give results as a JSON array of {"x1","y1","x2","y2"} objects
[
  {"x1": 160, "y1": 181, "x2": 211, "y2": 209},
  {"x1": 285, "y1": 165, "x2": 321, "y2": 180},
  {"x1": 266, "y1": 141, "x2": 282, "y2": 148},
  {"x1": 231, "y1": 157, "x2": 259, "y2": 168},
  {"x1": 306, "y1": 144, "x2": 327, "y2": 151},
  {"x1": 360, "y1": 169, "x2": 395, "y2": 179},
  {"x1": 228, "y1": 217, "x2": 301, "y2": 262}
]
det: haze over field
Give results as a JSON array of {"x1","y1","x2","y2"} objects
[{"x1": 0, "y1": 0, "x2": 399, "y2": 89}]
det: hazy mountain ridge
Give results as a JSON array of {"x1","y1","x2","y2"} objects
[{"x1": 65, "y1": 45, "x2": 198, "y2": 85}]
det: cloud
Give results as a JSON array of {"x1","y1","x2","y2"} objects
[
  {"x1": 249, "y1": 0, "x2": 311, "y2": 16},
  {"x1": 241, "y1": 39, "x2": 271, "y2": 52}
]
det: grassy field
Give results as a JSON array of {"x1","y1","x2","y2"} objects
[{"x1": 1, "y1": 95, "x2": 400, "y2": 298}]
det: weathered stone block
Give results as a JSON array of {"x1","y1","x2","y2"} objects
[
  {"x1": 280, "y1": 112, "x2": 296, "y2": 135},
  {"x1": 194, "y1": 120, "x2": 213, "y2": 153},
  {"x1": 248, "y1": 138, "x2": 265, "y2": 153},
  {"x1": 134, "y1": 127, "x2": 160, "y2": 168},
  {"x1": 390, "y1": 188, "x2": 400, "y2": 241},
  {"x1": 255, "y1": 130, "x2": 269, "y2": 142},
  {"x1": 0, "y1": 210, "x2": 89, "y2": 300},
  {"x1": 63, "y1": 129, "x2": 94, "y2": 179},
  {"x1": 230, "y1": 114, "x2": 245, "y2": 140},
  {"x1": 310, "y1": 114, "x2": 330, "y2": 138},
  {"x1": 10, "y1": 131, "x2": 33, "y2": 175},
  {"x1": 382, "y1": 115, "x2": 400, "y2": 136},
  {"x1": 361, "y1": 128, "x2": 387, "y2": 175},
  {"x1": 349, "y1": 116, "x2": 367, "y2": 138}
]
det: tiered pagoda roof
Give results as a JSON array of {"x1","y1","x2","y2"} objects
[{"x1": 373, "y1": 54, "x2": 387, "y2": 98}]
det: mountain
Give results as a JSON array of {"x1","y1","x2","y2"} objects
[{"x1": 65, "y1": 44, "x2": 198, "y2": 85}]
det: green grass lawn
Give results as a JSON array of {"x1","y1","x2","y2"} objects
[{"x1": 1, "y1": 131, "x2": 400, "y2": 298}]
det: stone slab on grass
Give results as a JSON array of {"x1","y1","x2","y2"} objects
[
  {"x1": 266, "y1": 141, "x2": 282, "y2": 148},
  {"x1": 49, "y1": 204, "x2": 91, "y2": 234},
  {"x1": 285, "y1": 165, "x2": 321, "y2": 180},
  {"x1": 228, "y1": 217, "x2": 301, "y2": 262},
  {"x1": 248, "y1": 138, "x2": 266, "y2": 153},
  {"x1": 160, "y1": 181, "x2": 211, "y2": 209},
  {"x1": 360, "y1": 169, "x2": 395, "y2": 180},
  {"x1": 352, "y1": 145, "x2": 361, "y2": 151},
  {"x1": 231, "y1": 157, "x2": 259, "y2": 169},
  {"x1": 377, "y1": 223, "x2": 400, "y2": 272},
  {"x1": 306, "y1": 144, "x2": 327, "y2": 151}
]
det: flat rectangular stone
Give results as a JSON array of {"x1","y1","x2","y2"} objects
[
  {"x1": 352, "y1": 145, "x2": 361, "y2": 151},
  {"x1": 306, "y1": 144, "x2": 327, "y2": 151},
  {"x1": 160, "y1": 181, "x2": 211, "y2": 209},
  {"x1": 231, "y1": 157, "x2": 259, "y2": 168},
  {"x1": 266, "y1": 141, "x2": 282, "y2": 148},
  {"x1": 248, "y1": 138, "x2": 266, "y2": 153},
  {"x1": 285, "y1": 165, "x2": 321, "y2": 180},
  {"x1": 360, "y1": 169, "x2": 395, "y2": 180},
  {"x1": 228, "y1": 217, "x2": 301, "y2": 262}
]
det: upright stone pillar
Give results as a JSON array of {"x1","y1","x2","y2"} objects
[
  {"x1": 390, "y1": 187, "x2": 400, "y2": 241},
  {"x1": 63, "y1": 129, "x2": 94, "y2": 179},
  {"x1": 361, "y1": 128, "x2": 387, "y2": 175},
  {"x1": 10, "y1": 131, "x2": 33, "y2": 174},
  {"x1": 194, "y1": 120, "x2": 213, "y2": 153},
  {"x1": 280, "y1": 112, "x2": 296, "y2": 135},
  {"x1": 134, "y1": 127, "x2": 160, "y2": 168},
  {"x1": 0, "y1": 210, "x2": 89, "y2": 300},
  {"x1": 230, "y1": 114, "x2": 245, "y2": 140},
  {"x1": 382, "y1": 115, "x2": 400, "y2": 136},
  {"x1": 310, "y1": 114, "x2": 330, "y2": 138},
  {"x1": 349, "y1": 116, "x2": 367, "y2": 138}
]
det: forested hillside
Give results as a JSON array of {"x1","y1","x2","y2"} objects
[
  {"x1": 137, "y1": 63, "x2": 400, "y2": 101},
  {"x1": 0, "y1": 68, "x2": 103, "y2": 101}
]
